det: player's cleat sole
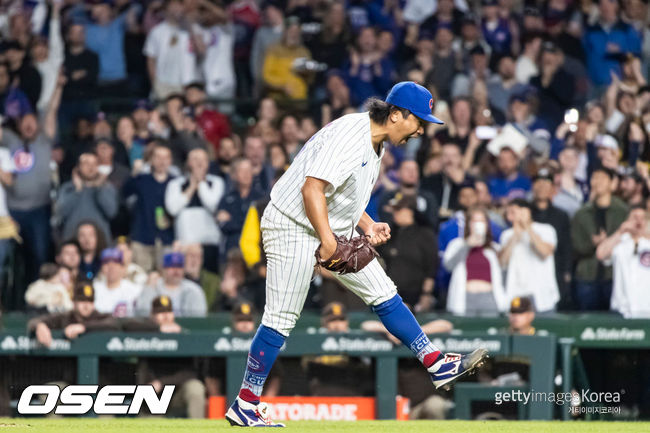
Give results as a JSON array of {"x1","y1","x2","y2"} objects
[
  {"x1": 225, "y1": 406, "x2": 248, "y2": 427},
  {"x1": 430, "y1": 348, "x2": 489, "y2": 390},
  {"x1": 225, "y1": 411, "x2": 242, "y2": 427}
]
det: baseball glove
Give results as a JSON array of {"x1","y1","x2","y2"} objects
[{"x1": 314, "y1": 234, "x2": 379, "y2": 274}]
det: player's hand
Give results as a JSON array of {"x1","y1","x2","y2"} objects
[
  {"x1": 64, "y1": 323, "x2": 86, "y2": 340},
  {"x1": 36, "y1": 323, "x2": 52, "y2": 347},
  {"x1": 366, "y1": 222, "x2": 391, "y2": 246},
  {"x1": 319, "y1": 236, "x2": 337, "y2": 260}
]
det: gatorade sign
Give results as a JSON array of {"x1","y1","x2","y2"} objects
[
  {"x1": 265, "y1": 397, "x2": 375, "y2": 421},
  {"x1": 207, "y1": 396, "x2": 410, "y2": 421}
]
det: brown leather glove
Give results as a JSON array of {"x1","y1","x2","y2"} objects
[{"x1": 315, "y1": 234, "x2": 379, "y2": 274}]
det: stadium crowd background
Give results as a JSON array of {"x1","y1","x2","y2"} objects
[{"x1": 0, "y1": 0, "x2": 649, "y2": 320}]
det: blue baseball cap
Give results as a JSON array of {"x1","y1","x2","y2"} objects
[
  {"x1": 385, "y1": 82, "x2": 444, "y2": 125},
  {"x1": 100, "y1": 248, "x2": 123, "y2": 265},
  {"x1": 163, "y1": 252, "x2": 185, "y2": 268}
]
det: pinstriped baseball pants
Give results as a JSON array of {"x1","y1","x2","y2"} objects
[{"x1": 260, "y1": 203, "x2": 398, "y2": 336}]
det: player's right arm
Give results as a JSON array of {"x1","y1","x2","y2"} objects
[{"x1": 302, "y1": 176, "x2": 337, "y2": 259}]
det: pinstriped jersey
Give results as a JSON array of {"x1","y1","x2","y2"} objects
[{"x1": 269, "y1": 112, "x2": 384, "y2": 235}]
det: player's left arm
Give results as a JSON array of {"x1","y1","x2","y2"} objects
[
  {"x1": 357, "y1": 212, "x2": 374, "y2": 233},
  {"x1": 359, "y1": 212, "x2": 391, "y2": 246}
]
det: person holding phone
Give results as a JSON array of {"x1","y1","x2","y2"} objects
[{"x1": 443, "y1": 207, "x2": 508, "y2": 316}]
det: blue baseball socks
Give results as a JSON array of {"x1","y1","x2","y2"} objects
[
  {"x1": 372, "y1": 294, "x2": 442, "y2": 368},
  {"x1": 238, "y1": 325, "x2": 286, "y2": 404},
  {"x1": 238, "y1": 294, "x2": 442, "y2": 404}
]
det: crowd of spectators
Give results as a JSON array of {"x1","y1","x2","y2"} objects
[{"x1": 0, "y1": 0, "x2": 649, "y2": 320}]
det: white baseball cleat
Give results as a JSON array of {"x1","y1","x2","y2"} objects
[
  {"x1": 226, "y1": 397, "x2": 285, "y2": 427},
  {"x1": 428, "y1": 348, "x2": 489, "y2": 390}
]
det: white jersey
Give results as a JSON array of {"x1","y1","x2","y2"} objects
[
  {"x1": 143, "y1": 21, "x2": 196, "y2": 87},
  {"x1": 500, "y1": 222, "x2": 559, "y2": 312},
  {"x1": 198, "y1": 24, "x2": 236, "y2": 99},
  {"x1": 610, "y1": 234, "x2": 650, "y2": 318},
  {"x1": 270, "y1": 112, "x2": 383, "y2": 235},
  {"x1": 93, "y1": 279, "x2": 142, "y2": 318},
  {"x1": 165, "y1": 174, "x2": 225, "y2": 245},
  {"x1": 0, "y1": 147, "x2": 15, "y2": 217}
]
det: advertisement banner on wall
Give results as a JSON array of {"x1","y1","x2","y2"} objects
[{"x1": 207, "y1": 396, "x2": 410, "y2": 421}]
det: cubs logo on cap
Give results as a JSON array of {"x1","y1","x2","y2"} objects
[
  {"x1": 385, "y1": 82, "x2": 444, "y2": 125},
  {"x1": 163, "y1": 252, "x2": 185, "y2": 268}
]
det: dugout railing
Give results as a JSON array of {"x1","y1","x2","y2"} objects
[
  {"x1": 3, "y1": 312, "x2": 649, "y2": 420},
  {"x1": 0, "y1": 329, "x2": 555, "y2": 420}
]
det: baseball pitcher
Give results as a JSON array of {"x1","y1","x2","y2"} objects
[{"x1": 226, "y1": 82, "x2": 488, "y2": 427}]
